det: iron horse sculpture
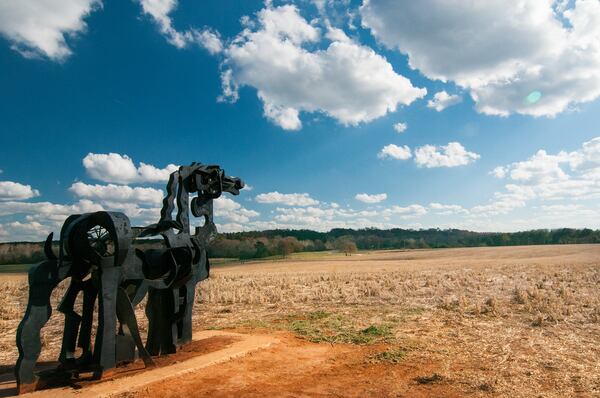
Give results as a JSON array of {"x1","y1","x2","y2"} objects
[{"x1": 15, "y1": 163, "x2": 243, "y2": 394}]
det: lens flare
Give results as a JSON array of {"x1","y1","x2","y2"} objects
[{"x1": 526, "y1": 91, "x2": 542, "y2": 104}]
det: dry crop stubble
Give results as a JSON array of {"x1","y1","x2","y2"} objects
[{"x1": 0, "y1": 245, "x2": 599, "y2": 396}]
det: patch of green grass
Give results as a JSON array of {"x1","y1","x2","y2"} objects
[
  {"x1": 361, "y1": 325, "x2": 391, "y2": 337},
  {"x1": 286, "y1": 311, "x2": 395, "y2": 345},
  {"x1": 233, "y1": 311, "x2": 397, "y2": 345},
  {"x1": 306, "y1": 310, "x2": 331, "y2": 320},
  {"x1": 370, "y1": 347, "x2": 408, "y2": 364}
]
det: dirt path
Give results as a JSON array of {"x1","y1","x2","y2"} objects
[
  {"x1": 120, "y1": 331, "x2": 463, "y2": 398},
  {"x1": 0, "y1": 331, "x2": 277, "y2": 398}
]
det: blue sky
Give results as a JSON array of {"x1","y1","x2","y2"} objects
[{"x1": 1, "y1": 0, "x2": 600, "y2": 241}]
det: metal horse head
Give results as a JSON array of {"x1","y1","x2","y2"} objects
[{"x1": 141, "y1": 163, "x2": 244, "y2": 246}]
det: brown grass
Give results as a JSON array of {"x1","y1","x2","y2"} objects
[{"x1": 1, "y1": 244, "x2": 599, "y2": 397}]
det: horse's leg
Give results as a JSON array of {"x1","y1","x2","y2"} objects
[
  {"x1": 76, "y1": 280, "x2": 97, "y2": 367},
  {"x1": 57, "y1": 280, "x2": 83, "y2": 369},
  {"x1": 179, "y1": 253, "x2": 209, "y2": 346},
  {"x1": 15, "y1": 260, "x2": 59, "y2": 394},
  {"x1": 116, "y1": 287, "x2": 154, "y2": 367},
  {"x1": 145, "y1": 287, "x2": 160, "y2": 356},
  {"x1": 92, "y1": 266, "x2": 121, "y2": 379},
  {"x1": 164, "y1": 289, "x2": 178, "y2": 355},
  {"x1": 178, "y1": 281, "x2": 195, "y2": 346},
  {"x1": 146, "y1": 287, "x2": 178, "y2": 356}
]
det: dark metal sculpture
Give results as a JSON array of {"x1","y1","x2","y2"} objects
[{"x1": 15, "y1": 163, "x2": 243, "y2": 394}]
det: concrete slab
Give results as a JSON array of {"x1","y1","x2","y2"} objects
[{"x1": 2, "y1": 331, "x2": 278, "y2": 398}]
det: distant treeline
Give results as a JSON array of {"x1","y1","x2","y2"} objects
[
  {"x1": 1, "y1": 227, "x2": 599, "y2": 265},
  {"x1": 211, "y1": 227, "x2": 600, "y2": 259}
]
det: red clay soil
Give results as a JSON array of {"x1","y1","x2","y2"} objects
[
  {"x1": 121, "y1": 331, "x2": 463, "y2": 398},
  {"x1": 104, "y1": 335, "x2": 241, "y2": 380},
  {"x1": 0, "y1": 335, "x2": 240, "y2": 396}
]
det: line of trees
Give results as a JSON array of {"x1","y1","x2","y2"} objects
[
  {"x1": 208, "y1": 236, "x2": 324, "y2": 259},
  {"x1": 210, "y1": 227, "x2": 600, "y2": 259},
  {"x1": 208, "y1": 234, "x2": 358, "y2": 259},
  {"x1": 2, "y1": 227, "x2": 600, "y2": 265}
]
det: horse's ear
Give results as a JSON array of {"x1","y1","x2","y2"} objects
[{"x1": 44, "y1": 233, "x2": 57, "y2": 261}]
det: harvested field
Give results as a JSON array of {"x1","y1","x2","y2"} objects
[{"x1": 1, "y1": 245, "x2": 599, "y2": 397}]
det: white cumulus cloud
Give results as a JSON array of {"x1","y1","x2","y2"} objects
[
  {"x1": 473, "y1": 136, "x2": 600, "y2": 216},
  {"x1": 255, "y1": 191, "x2": 319, "y2": 206},
  {"x1": 429, "y1": 203, "x2": 469, "y2": 215},
  {"x1": 0, "y1": 199, "x2": 103, "y2": 224},
  {"x1": 0, "y1": 181, "x2": 40, "y2": 201},
  {"x1": 0, "y1": 0, "x2": 102, "y2": 61},
  {"x1": 137, "y1": 0, "x2": 223, "y2": 53},
  {"x1": 414, "y1": 142, "x2": 480, "y2": 168},
  {"x1": 393, "y1": 122, "x2": 407, "y2": 133},
  {"x1": 213, "y1": 196, "x2": 260, "y2": 224},
  {"x1": 491, "y1": 166, "x2": 507, "y2": 179},
  {"x1": 69, "y1": 182, "x2": 164, "y2": 206},
  {"x1": 378, "y1": 144, "x2": 412, "y2": 160},
  {"x1": 220, "y1": 4, "x2": 426, "y2": 130},
  {"x1": 0, "y1": 221, "x2": 50, "y2": 242},
  {"x1": 427, "y1": 91, "x2": 462, "y2": 112},
  {"x1": 82, "y1": 153, "x2": 178, "y2": 184},
  {"x1": 193, "y1": 28, "x2": 223, "y2": 54},
  {"x1": 361, "y1": 0, "x2": 600, "y2": 117},
  {"x1": 383, "y1": 204, "x2": 428, "y2": 218},
  {"x1": 504, "y1": 150, "x2": 571, "y2": 185},
  {"x1": 355, "y1": 193, "x2": 387, "y2": 203}
]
